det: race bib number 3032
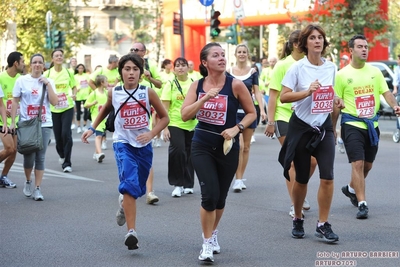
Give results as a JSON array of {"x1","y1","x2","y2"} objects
[
  {"x1": 311, "y1": 85, "x2": 334, "y2": 114},
  {"x1": 197, "y1": 93, "x2": 228, "y2": 125}
]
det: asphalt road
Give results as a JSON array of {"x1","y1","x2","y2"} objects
[{"x1": 0, "y1": 116, "x2": 399, "y2": 267}]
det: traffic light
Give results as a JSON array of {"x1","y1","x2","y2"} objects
[
  {"x1": 44, "y1": 32, "x2": 53, "y2": 49},
  {"x1": 53, "y1": 30, "x2": 65, "y2": 49},
  {"x1": 226, "y1": 24, "x2": 238, "y2": 45},
  {"x1": 210, "y1": 10, "x2": 221, "y2": 38},
  {"x1": 173, "y1": 12, "x2": 181, "y2": 35}
]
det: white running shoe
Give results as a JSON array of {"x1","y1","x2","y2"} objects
[
  {"x1": 77, "y1": 127, "x2": 82, "y2": 134},
  {"x1": 146, "y1": 191, "x2": 159, "y2": 204},
  {"x1": 337, "y1": 137, "x2": 345, "y2": 154},
  {"x1": 71, "y1": 124, "x2": 76, "y2": 130},
  {"x1": 116, "y1": 194, "x2": 125, "y2": 226},
  {"x1": 33, "y1": 187, "x2": 44, "y2": 201},
  {"x1": 198, "y1": 241, "x2": 214, "y2": 262},
  {"x1": 63, "y1": 166, "x2": 72, "y2": 173},
  {"x1": 232, "y1": 179, "x2": 242, "y2": 193},
  {"x1": 211, "y1": 230, "x2": 220, "y2": 254},
  {"x1": 171, "y1": 186, "x2": 183, "y2": 197},
  {"x1": 183, "y1": 188, "x2": 194, "y2": 194},
  {"x1": 250, "y1": 135, "x2": 256, "y2": 144},
  {"x1": 124, "y1": 229, "x2": 139, "y2": 250},
  {"x1": 58, "y1": 158, "x2": 65, "y2": 165},
  {"x1": 101, "y1": 140, "x2": 107, "y2": 150},
  {"x1": 23, "y1": 181, "x2": 32, "y2": 197},
  {"x1": 95, "y1": 153, "x2": 105, "y2": 163},
  {"x1": 289, "y1": 205, "x2": 305, "y2": 218},
  {"x1": 303, "y1": 198, "x2": 311, "y2": 210}
]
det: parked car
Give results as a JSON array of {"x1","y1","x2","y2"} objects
[{"x1": 369, "y1": 61, "x2": 398, "y2": 116}]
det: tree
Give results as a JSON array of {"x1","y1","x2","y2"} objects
[
  {"x1": 297, "y1": 0, "x2": 391, "y2": 63},
  {"x1": 0, "y1": 0, "x2": 91, "y2": 62},
  {"x1": 389, "y1": 0, "x2": 400, "y2": 58}
]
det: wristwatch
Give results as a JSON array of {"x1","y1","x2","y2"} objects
[{"x1": 236, "y1": 123, "x2": 244, "y2": 133}]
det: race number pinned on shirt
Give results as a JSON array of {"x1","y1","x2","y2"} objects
[
  {"x1": 55, "y1": 93, "x2": 69, "y2": 109},
  {"x1": 27, "y1": 105, "x2": 46, "y2": 122},
  {"x1": 120, "y1": 101, "x2": 149, "y2": 130},
  {"x1": 80, "y1": 80, "x2": 89, "y2": 88},
  {"x1": 7, "y1": 99, "x2": 20, "y2": 115},
  {"x1": 311, "y1": 85, "x2": 334, "y2": 114},
  {"x1": 355, "y1": 94, "x2": 375, "y2": 118},
  {"x1": 197, "y1": 92, "x2": 228, "y2": 125}
]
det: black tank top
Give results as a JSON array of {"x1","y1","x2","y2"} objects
[{"x1": 192, "y1": 76, "x2": 240, "y2": 150}]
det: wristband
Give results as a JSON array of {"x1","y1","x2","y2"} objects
[
  {"x1": 267, "y1": 121, "x2": 275, "y2": 126},
  {"x1": 88, "y1": 126, "x2": 96, "y2": 133}
]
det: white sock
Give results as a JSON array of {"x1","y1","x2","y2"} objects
[
  {"x1": 358, "y1": 201, "x2": 367, "y2": 207},
  {"x1": 348, "y1": 185, "x2": 356, "y2": 194},
  {"x1": 318, "y1": 221, "x2": 326, "y2": 227}
]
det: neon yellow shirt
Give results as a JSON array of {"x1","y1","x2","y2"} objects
[
  {"x1": 269, "y1": 55, "x2": 296, "y2": 122},
  {"x1": 0, "y1": 71, "x2": 20, "y2": 126},
  {"x1": 160, "y1": 78, "x2": 197, "y2": 131},
  {"x1": 44, "y1": 68, "x2": 76, "y2": 113},
  {"x1": 259, "y1": 67, "x2": 273, "y2": 95},
  {"x1": 75, "y1": 73, "x2": 91, "y2": 101},
  {"x1": 188, "y1": 70, "x2": 202, "y2": 81},
  {"x1": 160, "y1": 71, "x2": 175, "y2": 83},
  {"x1": 335, "y1": 63, "x2": 388, "y2": 129},
  {"x1": 85, "y1": 89, "x2": 108, "y2": 132},
  {"x1": 90, "y1": 67, "x2": 120, "y2": 90}
]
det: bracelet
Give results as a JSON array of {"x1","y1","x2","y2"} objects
[
  {"x1": 88, "y1": 126, "x2": 95, "y2": 133},
  {"x1": 267, "y1": 121, "x2": 275, "y2": 126}
]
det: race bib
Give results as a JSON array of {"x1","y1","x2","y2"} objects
[
  {"x1": 80, "y1": 80, "x2": 89, "y2": 88},
  {"x1": 311, "y1": 85, "x2": 334, "y2": 114},
  {"x1": 120, "y1": 101, "x2": 149, "y2": 130},
  {"x1": 355, "y1": 94, "x2": 375, "y2": 118},
  {"x1": 27, "y1": 105, "x2": 46, "y2": 122},
  {"x1": 7, "y1": 99, "x2": 20, "y2": 115},
  {"x1": 197, "y1": 93, "x2": 228, "y2": 125},
  {"x1": 55, "y1": 93, "x2": 68, "y2": 109}
]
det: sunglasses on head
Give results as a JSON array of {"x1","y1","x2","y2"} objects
[{"x1": 130, "y1": 48, "x2": 143, "y2": 53}]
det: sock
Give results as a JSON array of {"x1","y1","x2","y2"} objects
[
  {"x1": 318, "y1": 221, "x2": 326, "y2": 227},
  {"x1": 348, "y1": 185, "x2": 356, "y2": 194},
  {"x1": 293, "y1": 217, "x2": 304, "y2": 221},
  {"x1": 203, "y1": 237, "x2": 212, "y2": 243},
  {"x1": 358, "y1": 201, "x2": 367, "y2": 207},
  {"x1": 128, "y1": 229, "x2": 135, "y2": 233}
]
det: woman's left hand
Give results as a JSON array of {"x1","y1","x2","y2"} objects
[
  {"x1": 260, "y1": 111, "x2": 267, "y2": 122},
  {"x1": 221, "y1": 127, "x2": 239, "y2": 140},
  {"x1": 38, "y1": 77, "x2": 49, "y2": 87}
]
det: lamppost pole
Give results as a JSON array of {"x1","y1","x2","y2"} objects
[{"x1": 179, "y1": 0, "x2": 185, "y2": 58}]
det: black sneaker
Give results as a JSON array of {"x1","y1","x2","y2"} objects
[
  {"x1": 356, "y1": 203, "x2": 369, "y2": 219},
  {"x1": 292, "y1": 218, "x2": 305, "y2": 239},
  {"x1": 341, "y1": 185, "x2": 358, "y2": 207},
  {"x1": 315, "y1": 222, "x2": 339, "y2": 243}
]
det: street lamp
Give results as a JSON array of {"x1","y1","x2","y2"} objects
[{"x1": 46, "y1": 11, "x2": 53, "y2": 49}]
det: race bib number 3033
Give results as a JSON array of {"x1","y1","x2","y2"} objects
[
  {"x1": 197, "y1": 93, "x2": 228, "y2": 125},
  {"x1": 311, "y1": 85, "x2": 334, "y2": 114}
]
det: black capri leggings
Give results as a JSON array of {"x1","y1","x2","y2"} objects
[
  {"x1": 191, "y1": 141, "x2": 239, "y2": 211},
  {"x1": 75, "y1": 100, "x2": 89, "y2": 122}
]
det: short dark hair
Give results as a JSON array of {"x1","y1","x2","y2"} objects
[
  {"x1": 30, "y1": 53, "x2": 44, "y2": 64},
  {"x1": 174, "y1": 57, "x2": 188, "y2": 68},
  {"x1": 118, "y1": 53, "x2": 144, "y2": 82},
  {"x1": 348, "y1": 34, "x2": 367, "y2": 48},
  {"x1": 7, "y1": 51, "x2": 23, "y2": 68},
  {"x1": 298, "y1": 24, "x2": 329, "y2": 55},
  {"x1": 108, "y1": 55, "x2": 119, "y2": 64},
  {"x1": 161, "y1": 59, "x2": 172, "y2": 69}
]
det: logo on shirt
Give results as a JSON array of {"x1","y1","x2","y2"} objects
[
  {"x1": 347, "y1": 78, "x2": 353, "y2": 85},
  {"x1": 139, "y1": 93, "x2": 146, "y2": 98},
  {"x1": 32, "y1": 88, "x2": 39, "y2": 95}
]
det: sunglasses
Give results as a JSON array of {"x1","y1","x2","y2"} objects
[{"x1": 130, "y1": 48, "x2": 144, "y2": 53}]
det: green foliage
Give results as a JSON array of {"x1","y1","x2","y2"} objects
[
  {"x1": 389, "y1": 0, "x2": 400, "y2": 58},
  {"x1": 304, "y1": 0, "x2": 391, "y2": 58},
  {"x1": 0, "y1": 0, "x2": 92, "y2": 62}
]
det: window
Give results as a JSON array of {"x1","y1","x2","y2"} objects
[
  {"x1": 109, "y1": 16, "x2": 116, "y2": 30},
  {"x1": 83, "y1": 16, "x2": 90, "y2": 30}
]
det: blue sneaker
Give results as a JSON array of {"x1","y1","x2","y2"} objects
[{"x1": 0, "y1": 176, "x2": 16, "y2": 189}]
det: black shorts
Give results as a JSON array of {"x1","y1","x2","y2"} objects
[
  {"x1": 341, "y1": 124, "x2": 379, "y2": 163},
  {"x1": 275, "y1": 120, "x2": 289, "y2": 138}
]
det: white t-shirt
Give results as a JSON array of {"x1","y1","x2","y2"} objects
[
  {"x1": 13, "y1": 75, "x2": 56, "y2": 127},
  {"x1": 282, "y1": 57, "x2": 336, "y2": 126}
]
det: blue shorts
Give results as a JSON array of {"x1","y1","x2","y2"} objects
[
  {"x1": 95, "y1": 130, "x2": 104, "y2": 137},
  {"x1": 113, "y1": 142, "x2": 153, "y2": 199},
  {"x1": 237, "y1": 112, "x2": 257, "y2": 129}
]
